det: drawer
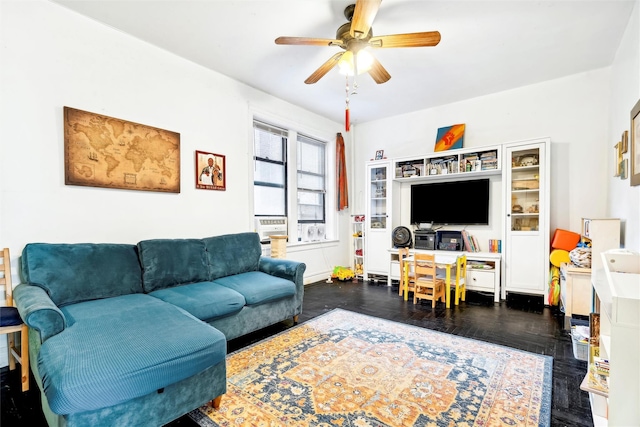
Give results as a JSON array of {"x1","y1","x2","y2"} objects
[{"x1": 467, "y1": 269, "x2": 495, "y2": 291}]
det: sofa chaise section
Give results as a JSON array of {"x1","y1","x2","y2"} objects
[{"x1": 15, "y1": 242, "x2": 227, "y2": 427}]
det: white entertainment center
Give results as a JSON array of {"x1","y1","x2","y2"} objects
[{"x1": 362, "y1": 137, "x2": 551, "y2": 301}]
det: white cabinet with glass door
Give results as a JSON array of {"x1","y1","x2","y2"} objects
[
  {"x1": 503, "y1": 138, "x2": 550, "y2": 297},
  {"x1": 365, "y1": 161, "x2": 394, "y2": 279}
]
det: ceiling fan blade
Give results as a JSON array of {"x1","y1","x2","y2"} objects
[
  {"x1": 305, "y1": 52, "x2": 344, "y2": 84},
  {"x1": 350, "y1": 0, "x2": 382, "y2": 39},
  {"x1": 368, "y1": 57, "x2": 391, "y2": 84},
  {"x1": 275, "y1": 36, "x2": 343, "y2": 47},
  {"x1": 370, "y1": 31, "x2": 441, "y2": 48}
]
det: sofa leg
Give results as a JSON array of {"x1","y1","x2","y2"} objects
[
  {"x1": 211, "y1": 395, "x2": 222, "y2": 409},
  {"x1": 293, "y1": 315, "x2": 299, "y2": 324}
]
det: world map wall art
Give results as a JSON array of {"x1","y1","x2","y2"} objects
[{"x1": 64, "y1": 106, "x2": 180, "y2": 193}]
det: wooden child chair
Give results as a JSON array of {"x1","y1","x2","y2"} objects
[
  {"x1": 452, "y1": 254, "x2": 467, "y2": 305},
  {"x1": 0, "y1": 248, "x2": 29, "y2": 391},
  {"x1": 413, "y1": 253, "x2": 445, "y2": 307},
  {"x1": 398, "y1": 247, "x2": 415, "y2": 299}
]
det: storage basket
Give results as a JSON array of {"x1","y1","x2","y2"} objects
[{"x1": 571, "y1": 329, "x2": 589, "y2": 361}]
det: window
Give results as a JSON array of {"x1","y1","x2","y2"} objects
[
  {"x1": 297, "y1": 135, "x2": 326, "y2": 223},
  {"x1": 253, "y1": 119, "x2": 329, "y2": 242},
  {"x1": 253, "y1": 121, "x2": 287, "y2": 216}
]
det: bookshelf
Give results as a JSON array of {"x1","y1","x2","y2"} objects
[
  {"x1": 351, "y1": 215, "x2": 365, "y2": 279},
  {"x1": 580, "y1": 250, "x2": 640, "y2": 426},
  {"x1": 392, "y1": 145, "x2": 501, "y2": 183}
]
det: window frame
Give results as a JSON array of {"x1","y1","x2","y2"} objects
[
  {"x1": 297, "y1": 134, "x2": 327, "y2": 224},
  {"x1": 253, "y1": 121, "x2": 288, "y2": 218},
  {"x1": 251, "y1": 116, "x2": 334, "y2": 243}
]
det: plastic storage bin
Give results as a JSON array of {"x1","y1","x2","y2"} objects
[{"x1": 571, "y1": 329, "x2": 589, "y2": 361}]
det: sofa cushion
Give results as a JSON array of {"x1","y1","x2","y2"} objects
[
  {"x1": 202, "y1": 232, "x2": 261, "y2": 280},
  {"x1": 21, "y1": 243, "x2": 143, "y2": 307},
  {"x1": 0, "y1": 306, "x2": 22, "y2": 326},
  {"x1": 38, "y1": 293, "x2": 226, "y2": 415},
  {"x1": 138, "y1": 239, "x2": 209, "y2": 292},
  {"x1": 212, "y1": 271, "x2": 296, "y2": 306},
  {"x1": 149, "y1": 281, "x2": 246, "y2": 322}
]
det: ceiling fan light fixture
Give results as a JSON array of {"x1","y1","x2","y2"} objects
[{"x1": 338, "y1": 49, "x2": 374, "y2": 76}]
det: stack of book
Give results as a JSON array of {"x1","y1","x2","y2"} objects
[
  {"x1": 427, "y1": 156, "x2": 458, "y2": 175},
  {"x1": 461, "y1": 230, "x2": 480, "y2": 252},
  {"x1": 488, "y1": 239, "x2": 502, "y2": 253},
  {"x1": 480, "y1": 150, "x2": 498, "y2": 170}
]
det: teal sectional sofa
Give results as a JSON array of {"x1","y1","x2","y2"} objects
[{"x1": 13, "y1": 232, "x2": 306, "y2": 427}]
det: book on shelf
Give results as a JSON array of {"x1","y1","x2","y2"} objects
[
  {"x1": 471, "y1": 235, "x2": 481, "y2": 252},
  {"x1": 488, "y1": 239, "x2": 502, "y2": 253},
  {"x1": 586, "y1": 363, "x2": 610, "y2": 395},
  {"x1": 593, "y1": 357, "x2": 609, "y2": 376},
  {"x1": 461, "y1": 231, "x2": 481, "y2": 252},
  {"x1": 589, "y1": 313, "x2": 600, "y2": 347},
  {"x1": 461, "y1": 230, "x2": 473, "y2": 252}
]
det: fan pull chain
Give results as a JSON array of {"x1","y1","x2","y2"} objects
[
  {"x1": 352, "y1": 56, "x2": 359, "y2": 95},
  {"x1": 345, "y1": 75, "x2": 350, "y2": 132}
]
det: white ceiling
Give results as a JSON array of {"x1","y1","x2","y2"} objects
[{"x1": 52, "y1": 0, "x2": 635, "y2": 125}]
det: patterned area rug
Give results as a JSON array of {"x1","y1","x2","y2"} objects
[{"x1": 189, "y1": 309, "x2": 552, "y2": 427}]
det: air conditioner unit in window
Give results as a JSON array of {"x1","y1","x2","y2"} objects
[{"x1": 254, "y1": 217, "x2": 287, "y2": 243}]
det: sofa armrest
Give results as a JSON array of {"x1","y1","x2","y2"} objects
[
  {"x1": 13, "y1": 283, "x2": 66, "y2": 343},
  {"x1": 259, "y1": 258, "x2": 306, "y2": 287}
]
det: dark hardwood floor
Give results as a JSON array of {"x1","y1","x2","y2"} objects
[{"x1": 1, "y1": 280, "x2": 592, "y2": 427}]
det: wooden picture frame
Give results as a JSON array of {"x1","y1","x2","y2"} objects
[
  {"x1": 196, "y1": 150, "x2": 226, "y2": 191},
  {"x1": 631, "y1": 99, "x2": 640, "y2": 186},
  {"x1": 64, "y1": 107, "x2": 180, "y2": 193},
  {"x1": 375, "y1": 150, "x2": 384, "y2": 160},
  {"x1": 620, "y1": 158, "x2": 628, "y2": 180},
  {"x1": 621, "y1": 130, "x2": 629, "y2": 154}
]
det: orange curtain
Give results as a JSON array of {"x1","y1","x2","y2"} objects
[{"x1": 336, "y1": 133, "x2": 349, "y2": 211}]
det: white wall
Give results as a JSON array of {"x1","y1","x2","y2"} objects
[
  {"x1": 0, "y1": 1, "x2": 352, "y2": 365},
  {"x1": 2, "y1": 0, "x2": 639, "y2": 367},
  {"x1": 352, "y1": 69, "x2": 612, "y2": 250},
  {"x1": 608, "y1": 1, "x2": 640, "y2": 250}
]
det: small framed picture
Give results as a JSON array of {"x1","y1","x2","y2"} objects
[
  {"x1": 631, "y1": 98, "x2": 640, "y2": 186},
  {"x1": 621, "y1": 130, "x2": 629, "y2": 154},
  {"x1": 196, "y1": 150, "x2": 226, "y2": 191},
  {"x1": 620, "y1": 158, "x2": 628, "y2": 180},
  {"x1": 375, "y1": 150, "x2": 384, "y2": 160}
]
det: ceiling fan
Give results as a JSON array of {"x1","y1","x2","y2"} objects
[{"x1": 275, "y1": 0, "x2": 441, "y2": 85}]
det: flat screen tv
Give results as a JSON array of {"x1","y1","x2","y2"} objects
[{"x1": 410, "y1": 179, "x2": 490, "y2": 225}]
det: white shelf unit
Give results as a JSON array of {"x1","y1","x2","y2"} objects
[
  {"x1": 392, "y1": 145, "x2": 501, "y2": 183},
  {"x1": 503, "y1": 138, "x2": 550, "y2": 298},
  {"x1": 581, "y1": 250, "x2": 640, "y2": 426},
  {"x1": 351, "y1": 215, "x2": 365, "y2": 279},
  {"x1": 365, "y1": 160, "x2": 400, "y2": 280}
]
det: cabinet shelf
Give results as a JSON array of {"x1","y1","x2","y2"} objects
[
  {"x1": 504, "y1": 140, "x2": 549, "y2": 296},
  {"x1": 392, "y1": 145, "x2": 501, "y2": 183},
  {"x1": 580, "y1": 372, "x2": 609, "y2": 398}
]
